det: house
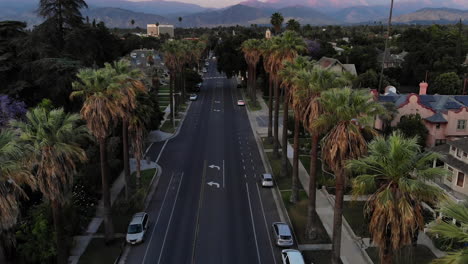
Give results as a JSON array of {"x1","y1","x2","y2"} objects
[
  {"x1": 328, "y1": 42, "x2": 344, "y2": 55},
  {"x1": 377, "y1": 50, "x2": 408, "y2": 69},
  {"x1": 431, "y1": 139, "x2": 468, "y2": 202},
  {"x1": 316, "y1": 57, "x2": 357, "y2": 76},
  {"x1": 374, "y1": 82, "x2": 468, "y2": 147}
]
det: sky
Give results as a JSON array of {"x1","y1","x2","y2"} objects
[{"x1": 127, "y1": 0, "x2": 468, "y2": 9}]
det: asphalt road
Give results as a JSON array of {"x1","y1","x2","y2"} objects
[{"x1": 125, "y1": 59, "x2": 283, "y2": 264}]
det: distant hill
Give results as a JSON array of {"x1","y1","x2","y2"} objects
[
  {"x1": 249, "y1": 6, "x2": 339, "y2": 25},
  {"x1": 331, "y1": 6, "x2": 389, "y2": 23},
  {"x1": 87, "y1": 0, "x2": 209, "y2": 16},
  {"x1": 392, "y1": 8, "x2": 468, "y2": 24},
  {"x1": 83, "y1": 8, "x2": 170, "y2": 28}
]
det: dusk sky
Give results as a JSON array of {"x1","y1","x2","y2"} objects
[{"x1": 126, "y1": 0, "x2": 468, "y2": 9}]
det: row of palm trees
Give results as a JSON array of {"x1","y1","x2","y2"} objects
[
  {"x1": 241, "y1": 30, "x2": 461, "y2": 263},
  {"x1": 0, "y1": 59, "x2": 151, "y2": 264}
]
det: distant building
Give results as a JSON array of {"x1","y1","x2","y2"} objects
[
  {"x1": 146, "y1": 24, "x2": 174, "y2": 38},
  {"x1": 316, "y1": 57, "x2": 357, "y2": 76},
  {"x1": 377, "y1": 50, "x2": 408, "y2": 69},
  {"x1": 265, "y1": 29, "x2": 272, "y2": 39}
]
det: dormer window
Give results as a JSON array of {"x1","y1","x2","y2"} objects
[{"x1": 457, "y1": 149, "x2": 462, "y2": 158}]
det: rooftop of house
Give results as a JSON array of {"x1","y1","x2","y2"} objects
[{"x1": 317, "y1": 57, "x2": 357, "y2": 76}]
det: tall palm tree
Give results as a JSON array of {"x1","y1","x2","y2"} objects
[
  {"x1": 162, "y1": 40, "x2": 184, "y2": 123},
  {"x1": 270, "y1": 12, "x2": 284, "y2": 35},
  {"x1": 312, "y1": 88, "x2": 384, "y2": 264},
  {"x1": 71, "y1": 67, "x2": 125, "y2": 243},
  {"x1": 270, "y1": 31, "x2": 306, "y2": 173},
  {"x1": 278, "y1": 56, "x2": 312, "y2": 203},
  {"x1": 348, "y1": 132, "x2": 446, "y2": 264},
  {"x1": 0, "y1": 130, "x2": 34, "y2": 260},
  {"x1": 241, "y1": 39, "x2": 262, "y2": 106},
  {"x1": 428, "y1": 202, "x2": 468, "y2": 264},
  {"x1": 259, "y1": 39, "x2": 274, "y2": 143},
  {"x1": 105, "y1": 60, "x2": 146, "y2": 199},
  {"x1": 294, "y1": 67, "x2": 352, "y2": 239},
  {"x1": 378, "y1": 0, "x2": 395, "y2": 93},
  {"x1": 11, "y1": 107, "x2": 88, "y2": 264}
]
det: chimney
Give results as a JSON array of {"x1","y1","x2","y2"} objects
[{"x1": 419, "y1": 82, "x2": 428, "y2": 95}]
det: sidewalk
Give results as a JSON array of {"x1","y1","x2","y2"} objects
[
  {"x1": 68, "y1": 159, "x2": 159, "y2": 264},
  {"x1": 245, "y1": 91, "x2": 372, "y2": 264}
]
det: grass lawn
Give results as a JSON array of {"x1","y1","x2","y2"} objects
[
  {"x1": 281, "y1": 190, "x2": 331, "y2": 244},
  {"x1": 159, "y1": 120, "x2": 179, "y2": 134},
  {"x1": 266, "y1": 151, "x2": 292, "y2": 190},
  {"x1": 261, "y1": 137, "x2": 274, "y2": 149},
  {"x1": 78, "y1": 237, "x2": 125, "y2": 264},
  {"x1": 302, "y1": 250, "x2": 334, "y2": 264},
  {"x1": 247, "y1": 100, "x2": 261, "y2": 111},
  {"x1": 342, "y1": 201, "x2": 370, "y2": 238},
  {"x1": 366, "y1": 245, "x2": 436, "y2": 264}
]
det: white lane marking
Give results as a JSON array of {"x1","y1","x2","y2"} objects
[
  {"x1": 223, "y1": 160, "x2": 225, "y2": 188},
  {"x1": 246, "y1": 183, "x2": 262, "y2": 264},
  {"x1": 243, "y1": 166, "x2": 246, "y2": 170},
  {"x1": 252, "y1": 166, "x2": 255, "y2": 170},
  {"x1": 256, "y1": 184, "x2": 277, "y2": 264},
  {"x1": 156, "y1": 140, "x2": 169, "y2": 163},
  {"x1": 250, "y1": 153, "x2": 252, "y2": 156},
  {"x1": 244, "y1": 174, "x2": 247, "y2": 178},
  {"x1": 242, "y1": 159, "x2": 245, "y2": 163},
  {"x1": 142, "y1": 173, "x2": 175, "y2": 264},
  {"x1": 251, "y1": 159, "x2": 254, "y2": 163},
  {"x1": 241, "y1": 153, "x2": 243, "y2": 156},
  {"x1": 157, "y1": 172, "x2": 184, "y2": 264}
]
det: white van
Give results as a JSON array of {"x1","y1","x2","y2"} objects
[{"x1": 126, "y1": 212, "x2": 149, "y2": 245}]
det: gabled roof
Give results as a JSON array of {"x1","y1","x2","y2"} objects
[
  {"x1": 316, "y1": 57, "x2": 357, "y2": 76},
  {"x1": 424, "y1": 112, "x2": 448, "y2": 123},
  {"x1": 379, "y1": 93, "x2": 468, "y2": 112}
]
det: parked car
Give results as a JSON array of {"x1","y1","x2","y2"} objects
[
  {"x1": 261, "y1": 173, "x2": 274, "y2": 187},
  {"x1": 126, "y1": 212, "x2": 149, "y2": 245},
  {"x1": 272, "y1": 222, "x2": 294, "y2": 247},
  {"x1": 202, "y1": 68, "x2": 207, "y2": 73},
  {"x1": 281, "y1": 249, "x2": 305, "y2": 264},
  {"x1": 237, "y1": 100, "x2": 245, "y2": 106},
  {"x1": 190, "y1": 94, "x2": 198, "y2": 101},
  {"x1": 205, "y1": 62, "x2": 209, "y2": 66}
]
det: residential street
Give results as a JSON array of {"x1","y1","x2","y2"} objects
[{"x1": 125, "y1": 59, "x2": 283, "y2": 264}]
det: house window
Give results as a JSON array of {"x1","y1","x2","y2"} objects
[
  {"x1": 451, "y1": 146, "x2": 456, "y2": 152},
  {"x1": 457, "y1": 149, "x2": 463, "y2": 158},
  {"x1": 435, "y1": 139, "x2": 447, "y2": 146},
  {"x1": 457, "y1": 120, "x2": 466, "y2": 130},
  {"x1": 457, "y1": 172, "x2": 464, "y2": 187},
  {"x1": 436, "y1": 124, "x2": 441, "y2": 129},
  {"x1": 447, "y1": 167, "x2": 453, "y2": 182}
]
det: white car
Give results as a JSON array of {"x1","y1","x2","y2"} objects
[
  {"x1": 272, "y1": 222, "x2": 294, "y2": 247},
  {"x1": 126, "y1": 212, "x2": 149, "y2": 245},
  {"x1": 261, "y1": 173, "x2": 274, "y2": 187},
  {"x1": 189, "y1": 94, "x2": 198, "y2": 101},
  {"x1": 205, "y1": 62, "x2": 209, "y2": 66},
  {"x1": 281, "y1": 249, "x2": 305, "y2": 264},
  {"x1": 202, "y1": 68, "x2": 207, "y2": 73},
  {"x1": 237, "y1": 100, "x2": 245, "y2": 106}
]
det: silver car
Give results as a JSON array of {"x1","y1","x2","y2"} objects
[
  {"x1": 272, "y1": 222, "x2": 294, "y2": 247},
  {"x1": 261, "y1": 173, "x2": 274, "y2": 187}
]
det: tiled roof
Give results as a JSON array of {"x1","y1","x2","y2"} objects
[
  {"x1": 379, "y1": 94, "x2": 468, "y2": 112},
  {"x1": 424, "y1": 112, "x2": 448, "y2": 123}
]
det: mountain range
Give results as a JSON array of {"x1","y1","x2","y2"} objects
[{"x1": 0, "y1": 0, "x2": 466, "y2": 28}]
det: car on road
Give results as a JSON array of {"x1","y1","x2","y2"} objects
[
  {"x1": 261, "y1": 173, "x2": 274, "y2": 187},
  {"x1": 205, "y1": 62, "x2": 209, "y2": 66},
  {"x1": 237, "y1": 100, "x2": 245, "y2": 106},
  {"x1": 272, "y1": 222, "x2": 294, "y2": 247},
  {"x1": 281, "y1": 249, "x2": 305, "y2": 264},
  {"x1": 126, "y1": 212, "x2": 149, "y2": 245},
  {"x1": 189, "y1": 94, "x2": 198, "y2": 101},
  {"x1": 202, "y1": 68, "x2": 207, "y2": 73}
]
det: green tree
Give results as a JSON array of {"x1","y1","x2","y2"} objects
[
  {"x1": 286, "y1": 19, "x2": 301, "y2": 33},
  {"x1": 312, "y1": 88, "x2": 384, "y2": 264},
  {"x1": 71, "y1": 68, "x2": 124, "y2": 243},
  {"x1": 428, "y1": 202, "x2": 468, "y2": 264},
  {"x1": 395, "y1": 114, "x2": 428, "y2": 147},
  {"x1": 270, "y1": 12, "x2": 284, "y2": 34},
  {"x1": 38, "y1": 0, "x2": 88, "y2": 50},
  {"x1": 348, "y1": 132, "x2": 446, "y2": 264},
  {"x1": 260, "y1": 39, "x2": 274, "y2": 142},
  {"x1": 11, "y1": 107, "x2": 88, "y2": 264},
  {"x1": 431, "y1": 72, "x2": 462, "y2": 95}
]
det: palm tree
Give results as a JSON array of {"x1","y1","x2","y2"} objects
[
  {"x1": 162, "y1": 40, "x2": 185, "y2": 123},
  {"x1": 270, "y1": 31, "x2": 306, "y2": 173},
  {"x1": 294, "y1": 67, "x2": 352, "y2": 239},
  {"x1": 241, "y1": 39, "x2": 262, "y2": 106},
  {"x1": 428, "y1": 202, "x2": 468, "y2": 264},
  {"x1": 105, "y1": 60, "x2": 146, "y2": 199},
  {"x1": 278, "y1": 56, "x2": 312, "y2": 203},
  {"x1": 270, "y1": 12, "x2": 284, "y2": 35},
  {"x1": 71, "y1": 67, "x2": 125, "y2": 243},
  {"x1": 0, "y1": 130, "x2": 34, "y2": 260},
  {"x1": 378, "y1": 0, "x2": 395, "y2": 93},
  {"x1": 130, "y1": 19, "x2": 135, "y2": 27},
  {"x1": 348, "y1": 132, "x2": 446, "y2": 264},
  {"x1": 11, "y1": 107, "x2": 88, "y2": 264},
  {"x1": 259, "y1": 39, "x2": 274, "y2": 143},
  {"x1": 312, "y1": 88, "x2": 384, "y2": 264}
]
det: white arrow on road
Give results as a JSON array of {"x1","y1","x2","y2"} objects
[
  {"x1": 208, "y1": 165, "x2": 221, "y2": 170},
  {"x1": 213, "y1": 109, "x2": 221, "y2": 112},
  {"x1": 214, "y1": 100, "x2": 220, "y2": 103},
  {"x1": 207, "y1": 181, "x2": 220, "y2": 188}
]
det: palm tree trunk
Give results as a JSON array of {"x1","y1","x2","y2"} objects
[
  {"x1": 52, "y1": 200, "x2": 67, "y2": 264},
  {"x1": 251, "y1": 66, "x2": 257, "y2": 105},
  {"x1": 182, "y1": 69, "x2": 186, "y2": 101},
  {"x1": 136, "y1": 155, "x2": 141, "y2": 189},
  {"x1": 273, "y1": 79, "x2": 280, "y2": 158},
  {"x1": 122, "y1": 120, "x2": 130, "y2": 200},
  {"x1": 306, "y1": 134, "x2": 319, "y2": 239},
  {"x1": 268, "y1": 75, "x2": 273, "y2": 142},
  {"x1": 99, "y1": 138, "x2": 114, "y2": 243},
  {"x1": 281, "y1": 89, "x2": 289, "y2": 177},
  {"x1": 331, "y1": 170, "x2": 345, "y2": 264},
  {"x1": 290, "y1": 117, "x2": 300, "y2": 203},
  {"x1": 169, "y1": 72, "x2": 174, "y2": 123},
  {"x1": 378, "y1": 0, "x2": 394, "y2": 93}
]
